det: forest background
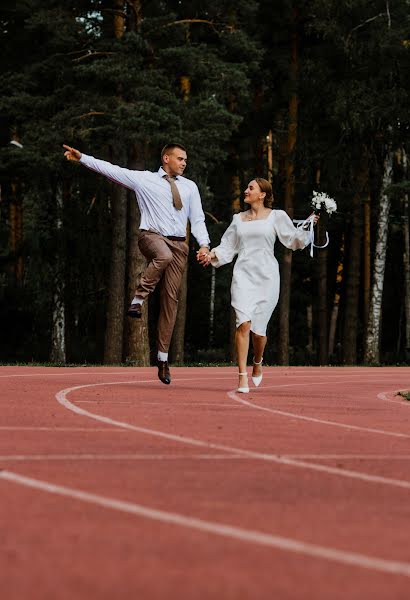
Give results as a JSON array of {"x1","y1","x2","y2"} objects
[{"x1": 0, "y1": 0, "x2": 409, "y2": 367}]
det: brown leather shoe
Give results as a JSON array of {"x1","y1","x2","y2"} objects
[
  {"x1": 127, "y1": 303, "x2": 142, "y2": 318},
  {"x1": 157, "y1": 360, "x2": 171, "y2": 385}
]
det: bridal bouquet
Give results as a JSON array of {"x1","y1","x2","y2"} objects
[{"x1": 311, "y1": 191, "x2": 337, "y2": 216}]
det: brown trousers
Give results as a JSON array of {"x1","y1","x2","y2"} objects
[{"x1": 136, "y1": 230, "x2": 189, "y2": 353}]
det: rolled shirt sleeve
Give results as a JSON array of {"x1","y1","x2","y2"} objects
[{"x1": 187, "y1": 181, "x2": 210, "y2": 248}]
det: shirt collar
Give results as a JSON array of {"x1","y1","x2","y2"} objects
[{"x1": 158, "y1": 166, "x2": 179, "y2": 180}]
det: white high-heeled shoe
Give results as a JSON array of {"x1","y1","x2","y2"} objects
[
  {"x1": 237, "y1": 372, "x2": 249, "y2": 393},
  {"x1": 251, "y1": 358, "x2": 263, "y2": 387}
]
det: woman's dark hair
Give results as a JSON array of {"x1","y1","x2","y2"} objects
[{"x1": 254, "y1": 177, "x2": 273, "y2": 208}]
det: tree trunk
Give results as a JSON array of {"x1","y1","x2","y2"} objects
[
  {"x1": 50, "y1": 185, "x2": 66, "y2": 363},
  {"x1": 124, "y1": 188, "x2": 150, "y2": 365},
  {"x1": 328, "y1": 236, "x2": 344, "y2": 358},
  {"x1": 266, "y1": 129, "x2": 273, "y2": 183},
  {"x1": 51, "y1": 287, "x2": 66, "y2": 363},
  {"x1": 316, "y1": 228, "x2": 328, "y2": 365},
  {"x1": 364, "y1": 149, "x2": 394, "y2": 364},
  {"x1": 229, "y1": 173, "x2": 241, "y2": 361},
  {"x1": 168, "y1": 70, "x2": 192, "y2": 364},
  {"x1": 104, "y1": 1, "x2": 127, "y2": 364},
  {"x1": 314, "y1": 168, "x2": 328, "y2": 365},
  {"x1": 113, "y1": 0, "x2": 125, "y2": 38},
  {"x1": 342, "y1": 191, "x2": 363, "y2": 364},
  {"x1": 363, "y1": 194, "x2": 371, "y2": 330},
  {"x1": 104, "y1": 182, "x2": 127, "y2": 364},
  {"x1": 306, "y1": 304, "x2": 313, "y2": 357},
  {"x1": 278, "y1": 10, "x2": 299, "y2": 365},
  {"x1": 403, "y1": 201, "x2": 410, "y2": 357},
  {"x1": 9, "y1": 182, "x2": 24, "y2": 287},
  {"x1": 402, "y1": 150, "x2": 410, "y2": 358},
  {"x1": 209, "y1": 266, "x2": 216, "y2": 346},
  {"x1": 127, "y1": 0, "x2": 142, "y2": 32}
]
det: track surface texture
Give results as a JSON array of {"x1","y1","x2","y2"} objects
[{"x1": 1, "y1": 365, "x2": 410, "y2": 599}]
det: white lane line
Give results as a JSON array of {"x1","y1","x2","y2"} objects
[
  {"x1": 1, "y1": 469, "x2": 410, "y2": 578},
  {"x1": 282, "y1": 455, "x2": 410, "y2": 460},
  {"x1": 0, "y1": 371, "x2": 151, "y2": 378},
  {"x1": 259, "y1": 379, "x2": 410, "y2": 395},
  {"x1": 76, "y1": 401, "x2": 132, "y2": 404},
  {"x1": 74, "y1": 401, "x2": 243, "y2": 407},
  {"x1": 2, "y1": 453, "x2": 410, "y2": 463},
  {"x1": 0, "y1": 427, "x2": 126, "y2": 431},
  {"x1": 0, "y1": 453, "x2": 246, "y2": 461},
  {"x1": 55, "y1": 383, "x2": 410, "y2": 490},
  {"x1": 228, "y1": 391, "x2": 410, "y2": 439},
  {"x1": 1, "y1": 369, "x2": 409, "y2": 379},
  {"x1": 141, "y1": 402, "x2": 244, "y2": 407}
]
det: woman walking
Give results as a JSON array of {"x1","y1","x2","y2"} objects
[{"x1": 199, "y1": 178, "x2": 318, "y2": 392}]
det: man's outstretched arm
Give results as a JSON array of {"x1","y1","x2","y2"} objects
[{"x1": 62, "y1": 144, "x2": 140, "y2": 190}]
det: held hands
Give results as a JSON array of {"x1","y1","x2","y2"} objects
[
  {"x1": 196, "y1": 247, "x2": 214, "y2": 267},
  {"x1": 63, "y1": 145, "x2": 82, "y2": 162}
]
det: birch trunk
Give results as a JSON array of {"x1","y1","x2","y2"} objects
[
  {"x1": 403, "y1": 200, "x2": 410, "y2": 357},
  {"x1": 363, "y1": 194, "x2": 371, "y2": 330},
  {"x1": 402, "y1": 149, "x2": 410, "y2": 357},
  {"x1": 364, "y1": 150, "x2": 394, "y2": 364},
  {"x1": 50, "y1": 185, "x2": 66, "y2": 363}
]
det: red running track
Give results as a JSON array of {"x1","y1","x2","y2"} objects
[{"x1": 1, "y1": 365, "x2": 410, "y2": 599}]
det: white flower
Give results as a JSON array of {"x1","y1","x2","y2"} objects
[{"x1": 311, "y1": 191, "x2": 337, "y2": 214}]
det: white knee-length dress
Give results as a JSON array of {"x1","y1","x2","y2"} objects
[{"x1": 211, "y1": 209, "x2": 311, "y2": 336}]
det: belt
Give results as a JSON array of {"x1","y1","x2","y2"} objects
[
  {"x1": 165, "y1": 235, "x2": 186, "y2": 242},
  {"x1": 145, "y1": 230, "x2": 186, "y2": 242}
]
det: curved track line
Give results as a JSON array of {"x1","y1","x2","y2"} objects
[
  {"x1": 228, "y1": 391, "x2": 410, "y2": 439},
  {"x1": 2, "y1": 470, "x2": 410, "y2": 578},
  {"x1": 4, "y1": 453, "x2": 410, "y2": 462},
  {"x1": 0, "y1": 453, "x2": 245, "y2": 461},
  {"x1": 55, "y1": 382, "x2": 410, "y2": 489}
]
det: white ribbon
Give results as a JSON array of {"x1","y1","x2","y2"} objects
[{"x1": 293, "y1": 217, "x2": 329, "y2": 258}]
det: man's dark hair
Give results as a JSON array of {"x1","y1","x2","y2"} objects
[{"x1": 161, "y1": 143, "x2": 187, "y2": 159}]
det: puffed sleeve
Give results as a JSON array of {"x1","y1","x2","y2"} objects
[
  {"x1": 274, "y1": 210, "x2": 311, "y2": 250},
  {"x1": 210, "y1": 214, "x2": 240, "y2": 268}
]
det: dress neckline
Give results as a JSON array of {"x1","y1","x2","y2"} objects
[{"x1": 239, "y1": 210, "x2": 273, "y2": 223}]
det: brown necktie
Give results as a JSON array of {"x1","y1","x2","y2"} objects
[{"x1": 163, "y1": 174, "x2": 183, "y2": 210}]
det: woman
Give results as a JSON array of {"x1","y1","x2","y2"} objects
[{"x1": 200, "y1": 178, "x2": 318, "y2": 393}]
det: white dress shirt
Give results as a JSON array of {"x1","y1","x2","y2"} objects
[{"x1": 80, "y1": 153, "x2": 210, "y2": 248}]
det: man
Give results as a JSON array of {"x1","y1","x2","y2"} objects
[{"x1": 63, "y1": 143, "x2": 210, "y2": 384}]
